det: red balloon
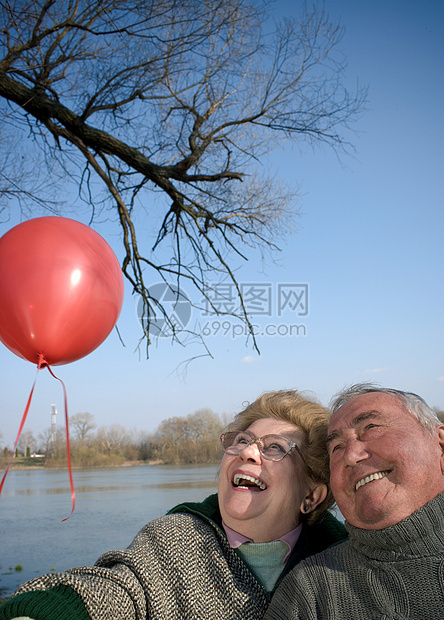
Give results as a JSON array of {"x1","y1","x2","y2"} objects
[{"x1": 0, "y1": 217, "x2": 124, "y2": 365}]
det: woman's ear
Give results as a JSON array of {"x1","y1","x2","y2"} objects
[{"x1": 300, "y1": 483, "x2": 328, "y2": 515}]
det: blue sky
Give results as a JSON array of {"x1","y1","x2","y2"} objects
[{"x1": 0, "y1": 0, "x2": 443, "y2": 447}]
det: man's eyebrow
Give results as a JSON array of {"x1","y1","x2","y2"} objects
[
  {"x1": 326, "y1": 429, "x2": 340, "y2": 446},
  {"x1": 352, "y1": 411, "x2": 382, "y2": 425},
  {"x1": 326, "y1": 411, "x2": 383, "y2": 445}
]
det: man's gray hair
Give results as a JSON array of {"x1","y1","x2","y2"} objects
[{"x1": 330, "y1": 382, "x2": 441, "y2": 435}]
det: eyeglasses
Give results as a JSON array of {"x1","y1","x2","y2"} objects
[{"x1": 220, "y1": 429, "x2": 308, "y2": 464}]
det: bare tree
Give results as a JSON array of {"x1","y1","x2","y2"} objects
[
  {"x1": 70, "y1": 412, "x2": 96, "y2": 445},
  {"x1": 151, "y1": 408, "x2": 223, "y2": 462},
  {"x1": 95, "y1": 423, "x2": 130, "y2": 457},
  {"x1": 42, "y1": 427, "x2": 66, "y2": 459},
  {"x1": 0, "y1": 0, "x2": 366, "y2": 353},
  {"x1": 187, "y1": 408, "x2": 224, "y2": 462},
  {"x1": 17, "y1": 429, "x2": 37, "y2": 455},
  {"x1": 153, "y1": 416, "x2": 189, "y2": 463},
  {"x1": 38, "y1": 427, "x2": 52, "y2": 455}
]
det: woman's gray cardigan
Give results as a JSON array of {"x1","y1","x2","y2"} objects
[{"x1": 0, "y1": 493, "x2": 347, "y2": 620}]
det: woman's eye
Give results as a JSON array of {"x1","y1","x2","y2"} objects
[{"x1": 235, "y1": 434, "x2": 249, "y2": 445}]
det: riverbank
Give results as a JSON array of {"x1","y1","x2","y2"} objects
[
  {"x1": 1, "y1": 458, "x2": 166, "y2": 471},
  {"x1": 1, "y1": 457, "x2": 220, "y2": 471}
]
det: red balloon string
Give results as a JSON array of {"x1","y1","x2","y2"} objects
[
  {"x1": 0, "y1": 354, "x2": 76, "y2": 521},
  {"x1": 0, "y1": 365, "x2": 40, "y2": 498},
  {"x1": 45, "y1": 363, "x2": 76, "y2": 521}
]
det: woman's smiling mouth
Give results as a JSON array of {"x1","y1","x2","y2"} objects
[{"x1": 233, "y1": 473, "x2": 267, "y2": 490}]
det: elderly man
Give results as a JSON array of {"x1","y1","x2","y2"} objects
[{"x1": 265, "y1": 383, "x2": 444, "y2": 619}]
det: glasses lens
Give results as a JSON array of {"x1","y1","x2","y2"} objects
[
  {"x1": 260, "y1": 435, "x2": 292, "y2": 461},
  {"x1": 221, "y1": 431, "x2": 253, "y2": 453},
  {"x1": 221, "y1": 431, "x2": 292, "y2": 461}
]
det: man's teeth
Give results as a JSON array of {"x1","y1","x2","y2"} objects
[
  {"x1": 233, "y1": 473, "x2": 266, "y2": 490},
  {"x1": 355, "y1": 471, "x2": 388, "y2": 491}
]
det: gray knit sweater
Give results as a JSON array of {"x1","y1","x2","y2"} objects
[
  {"x1": 3, "y1": 512, "x2": 267, "y2": 620},
  {"x1": 264, "y1": 491, "x2": 444, "y2": 620},
  {"x1": 0, "y1": 494, "x2": 347, "y2": 620}
]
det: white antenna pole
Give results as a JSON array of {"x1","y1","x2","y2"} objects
[{"x1": 50, "y1": 404, "x2": 57, "y2": 449}]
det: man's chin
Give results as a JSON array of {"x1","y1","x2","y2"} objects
[{"x1": 348, "y1": 504, "x2": 399, "y2": 529}]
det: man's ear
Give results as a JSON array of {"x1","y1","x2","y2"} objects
[
  {"x1": 300, "y1": 483, "x2": 328, "y2": 515},
  {"x1": 438, "y1": 425, "x2": 444, "y2": 474}
]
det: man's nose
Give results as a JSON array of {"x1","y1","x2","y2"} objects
[{"x1": 343, "y1": 439, "x2": 369, "y2": 466}]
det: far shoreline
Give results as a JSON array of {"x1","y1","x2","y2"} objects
[{"x1": 1, "y1": 459, "x2": 220, "y2": 472}]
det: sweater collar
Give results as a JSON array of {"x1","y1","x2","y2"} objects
[
  {"x1": 345, "y1": 491, "x2": 444, "y2": 560},
  {"x1": 222, "y1": 520, "x2": 302, "y2": 562}
]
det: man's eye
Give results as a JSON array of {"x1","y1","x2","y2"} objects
[
  {"x1": 364, "y1": 423, "x2": 379, "y2": 432},
  {"x1": 329, "y1": 443, "x2": 342, "y2": 455}
]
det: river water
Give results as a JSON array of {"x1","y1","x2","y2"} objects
[{"x1": 0, "y1": 464, "x2": 219, "y2": 599}]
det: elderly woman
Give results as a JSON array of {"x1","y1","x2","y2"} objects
[{"x1": 0, "y1": 390, "x2": 346, "y2": 620}]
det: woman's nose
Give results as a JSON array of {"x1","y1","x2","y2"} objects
[{"x1": 238, "y1": 439, "x2": 262, "y2": 462}]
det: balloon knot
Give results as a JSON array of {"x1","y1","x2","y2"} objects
[{"x1": 37, "y1": 354, "x2": 49, "y2": 369}]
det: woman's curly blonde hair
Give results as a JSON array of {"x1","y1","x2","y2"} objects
[{"x1": 226, "y1": 389, "x2": 334, "y2": 524}]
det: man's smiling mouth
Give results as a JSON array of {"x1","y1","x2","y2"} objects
[
  {"x1": 355, "y1": 471, "x2": 389, "y2": 492},
  {"x1": 233, "y1": 473, "x2": 267, "y2": 490}
]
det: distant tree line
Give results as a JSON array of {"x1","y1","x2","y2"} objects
[
  {"x1": 0, "y1": 409, "x2": 228, "y2": 468},
  {"x1": 2, "y1": 407, "x2": 443, "y2": 469}
]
